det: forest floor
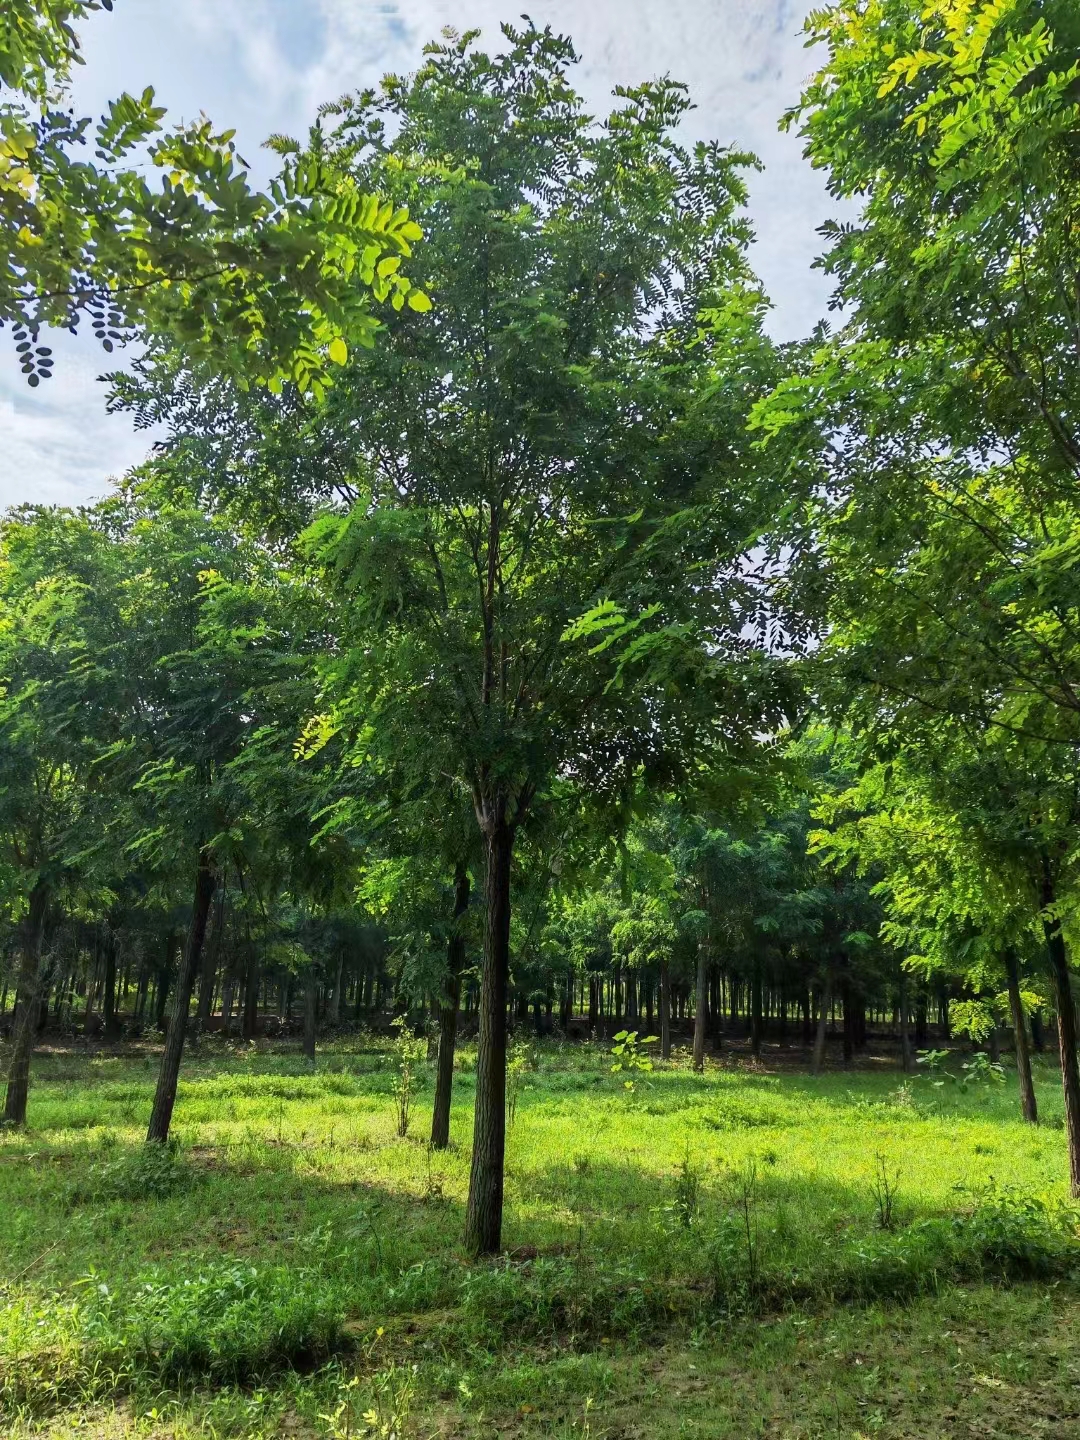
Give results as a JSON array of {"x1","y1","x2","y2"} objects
[{"x1": 2, "y1": 1035, "x2": 1079, "y2": 1438}]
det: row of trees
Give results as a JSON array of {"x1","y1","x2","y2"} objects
[{"x1": 5, "y1": 0, "x2": 1080, "y2": 1244}]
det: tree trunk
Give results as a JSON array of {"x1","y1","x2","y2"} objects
[
  {"x1": 303, "y1": 968, "x2": 317, "y2": 1061},
  {"x1": 146, "y1": 852, "x2": 215, "y2": 1144},
  {"x1": 812, "y1": 982, "x2": 829, "y2": 1076},
  {"x1": 102, "y1": 929, "x2": 118, "y2": 1037},
  {"x1": 464, "y1": 817, "x2": 512, "y2": 1257},
  {"x1": 241, "y1": 946, "x2": 259, "y2": 1041},
  {"x1": 432, "y1": 863, "x2": 470, "y2": 1150},
  {"x1": 692, "y1": 942, "x2": 708, "y2": 1072},
  {"x1": 899, "y1": 972, "x2": 914, "y2": 1074},
  {"x1": 3, "y1": 881, "x2": 50, "y2": 1126},
  {"x1": 1042, "y1": 861, "x2": 1080, "y2": 1193},
  {"x1": 155, "y1": 930, "x2": 176, "y2": 1030},
  {"x1": 750, "y1": 962, "x2": 764, "y2": 1057},
  {"x1": 660, "y1": 959, "x2": 671, "y2": 1060},
  {"x1": 328, "y1": 951, "x2": 344, "y2": 1027},
  {"x1": 1001, "y1": 949, "x2": 1037, "y2": 1122}
]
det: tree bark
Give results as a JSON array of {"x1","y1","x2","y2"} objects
[
  {"x1": 464, "y1": 816, "x2": 512, "y2": 1257},
  {"x1": 812, "y1": 981, "x2": 829, "y2": 1076},
  {"x1": 3, "y1": 881, "x2": 50, "y2": 1126},
  {"x1": 432, "y1": 863, "x2": 470, "y2": 1150},
  {"x1": 692, "y1": 942, "x2": 708, "y2": 1072},
  {"x1": 1042, "y1": 860, "x2": 1080, "y2": 1193},
  {"x1": 146, "y1": 851, "x2": 215, "y2": 1144}
]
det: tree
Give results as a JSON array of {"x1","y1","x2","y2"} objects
[
  {"x1": 296, "y1": 26, "x2": 795, "y2": 1255},
  {"x1": 754, "y1": 0, "x2": 1080, "y2": 1185},
  {"x1": 0, "y1": 505, "x2": 122, "y2": 1123},
  {"x1": 2, "y1": 0, "x2": 428, "y2": 392}
]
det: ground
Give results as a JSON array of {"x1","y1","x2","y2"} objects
[{"x1": 1, "y1": 1034, "x2": 1078, "y2": 1437}]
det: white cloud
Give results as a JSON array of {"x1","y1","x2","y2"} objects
[{"x1": 0, "y1": 0, "x2": 839, "y2": 511}]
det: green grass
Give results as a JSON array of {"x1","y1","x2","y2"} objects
[{"x1": 1, "y1": 1035, "x2": 1079, "y2": 1437}]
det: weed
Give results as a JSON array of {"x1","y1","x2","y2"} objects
[
  {"x1": 871, "y1": 1154, "x2": 900, "y2": 1231},
  {"x1": 506, "y1": 1039, "x2": 533, "y2": 1129},
  {"x1": 390, "y1": 1018, "x2": 427, "y2": 1139},
  {"x1": 67, "y1": 1140, "x2": 196, "y2": 1205}
]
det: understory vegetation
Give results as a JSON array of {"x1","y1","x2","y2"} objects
[{"x1": 3, "y1": 1038, "x2": 1080, "y2": 1437}]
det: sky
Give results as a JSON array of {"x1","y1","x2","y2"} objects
[{"x1": 0, "y1": 0, "x2": 842, "y2": 511}]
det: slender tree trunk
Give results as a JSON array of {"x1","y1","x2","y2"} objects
[
  {"x1": 432, "y1": 863, "x2": 470, "y2": 1150},
  {"x1": 899, "y1": 972, "x2": 914, "y2": 1074},
  {"x1": 1002, "y1": 948, "x2": 1037, "y2": 1123},
  {"x1": 303, "y1": 969, "x2": 317, "y2": 1061},
  {"x1": 660, "y1": 958, "x2": 671, "y2": 1060},
  {"x1": 241, "y1": 946, "x2": 259, "y2": 1041},
  {"x1": 692, "y1": 942, "x2": 708, "y2": 1072},
  {"x1": 146, "y1": 852, "x2": 215, "y2": 1144},
  {"x1": 328, "y1": 951, "x2": 344, "y2": 1027},
  {"x1": 1030, "y1": 1009, "x2": 1044, "y2": 1051},
  {"x1": 102, "y1": 929, "x2": 118, "y2": 1037},
  {"x1": 751, "y1": 961, "x2": 764, "y2": 1058},
  {"x1": 812, "y1": 982, "x2": 829, "y2": 1076},
  {"x1": 465, "y1": 816, "x2": 512, "y2": 1257},
  {"x1": 1042, "y1": 861, "x2": 1080, "y2": 1193},
  {"x1": 3, "y1": 882, "x2": 50, "y2": 1126},
  {"x1": 155, "y1": 930, "x2": 176, "y2": 1030}
]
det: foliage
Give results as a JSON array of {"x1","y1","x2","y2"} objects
[{"x1": 1, "y1": 1, "x2": 428, "y2": 392}]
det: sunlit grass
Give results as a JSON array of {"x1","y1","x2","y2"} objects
[{"x1": 1, "y1": 1037, "x2": 1077, "y2": 1436}]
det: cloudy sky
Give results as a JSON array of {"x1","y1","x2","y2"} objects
[{"x1": 0, "y1": 0, "x2": 842, "y2": 511}]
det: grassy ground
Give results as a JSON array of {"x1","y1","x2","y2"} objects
[{"x1": 1, "y1": 1034, "x2": 1078, "y2": 1437}]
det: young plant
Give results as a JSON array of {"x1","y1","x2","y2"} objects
[
  {"x1": 960, "y1": 1052, "x2": 1006, "y2": 1091},
  {"x1": 871, "y1": 1154, "x2": 900, "y2": 1231},
  {"x1": 390, "y1": 1017, "x2": 427, "y2": 1139},
  {"x1": 610, "y1": 1030, "x2": 659, "y2": 1091},
  {"x1": 506, "y1": 1039, "x2": 534, "y2": 1129}
]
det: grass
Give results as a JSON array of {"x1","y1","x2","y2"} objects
[{"x1": 1, "y1": 1034, "x2": 1079, "y2": 1437}]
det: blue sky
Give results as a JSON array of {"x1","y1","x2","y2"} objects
[{"x1": 0, "y1": 0, "x2": 841, "y2": 510}]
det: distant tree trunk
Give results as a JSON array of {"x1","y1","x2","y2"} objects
[
  {"x1": 588, "y1": 974, "x2": 598, "y2": 1035},
  {"x1": 464, "y1": 813, "x2": 513, "y2": 1257},
  {"x1": 899, "y1": 972, "x2": 914, "y2": 1074},
  {"x1": 1042, "y1": 860, "x2": 1080, "y2": 1194},
  {"x1": 812, "y1": 982, "x2": 829, "y2": 1076},
  {"x1": 303, "y1": 969, "x2": 317, "y2": 1062},
  {"x1": 560, "y1": 967, "x2": 572, "y2": 1031},
  {"x1": 432, "y1": 863, "x2": 470, "y2": 1150},
  {"x1": 328, "y1": 951, "x2": 344, "y2": 1027},
  {"x1": 841, "y1": 978, "x2": 854, "y2": 1066},
  {"x1": 102, "y1": 929, "x2": 118, "y2": 1036},
  {"x1": 692, "y1": 942, "x2": 708, "y2": 1072},
  {"x1": 1030, "y1": 1009, "x2": 1045, "y2": 1052},
  {"x1": 3, "y1": 881, "x2": 51, "y2": 1126},
  {"x1": 801, "y1": 987, "x2": 813, "y2": 1045},
  {"x1": 146, "y1": 851, "x2": 215, "y2": 1144},
  {"x1": 659, "y1": 958, "x2": 671, "y2": 1060},
  {"x1": 750, "y1": 962, "x2": 764, "y2": 1058},
  {"x1": 241, "y1": 947, "x2": 259, "y2": 1041}
]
